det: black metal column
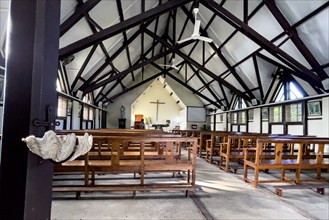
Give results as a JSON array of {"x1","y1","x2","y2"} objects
[{"x1": 0, "y1": 0, "x2": 60, "y2": 219}]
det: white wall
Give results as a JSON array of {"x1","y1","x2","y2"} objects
[
  {"x1": 106, "y1": 72, "x2": 204, "y2": 129},
  {"x1": 248, "y1": 108, "x2": 261, "y2": 133},
  {"x1": 133, "y1": 79, "x2": 183, "y2": 131},
  {"x1": 179, "y1": 109, "x2": 187, "y2": 130},
  {"x1": 262, "y1": 122, "x2": 269, "y2": 133},
  {"x1": 307, "y1": 97, "x2": 329, "y2": 137},
  {"x1": 208, "y1": 96, "x2": 329, "y2": 137},
  {"x1": 271, "y1": 124, "x2": 284, "y2": 134},
  {"x1": 287, "y1": 125, "x2": 303, "y2": 135}
]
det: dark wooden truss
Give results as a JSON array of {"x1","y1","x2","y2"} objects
[{"x1": 56, "y1": 0, "x2": 329, "y2": 108}]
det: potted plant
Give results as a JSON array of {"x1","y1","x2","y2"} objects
[{"x1": 144, "y1": 116, "x2": 152, "y2": 129}]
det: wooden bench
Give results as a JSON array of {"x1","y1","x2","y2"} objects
[
  {"x1": 200, "y1": 131, "x2": 257, "y2": 161},
  {"x1": 243, "y1": 137, "x2": 329, "y2": 188},
  {"x1": 218, "y1": 134, "x2": 286, "y2": 172},
  {"x1": 275, "y1": 183, "x2": 329, "y2": 197},
  {"x1": 54, "y1": 129, "x2": 182, "y2": 183},
  {"x1": 218, "y1": 134, "x2": 315, "y2": 173},
  {"x1": 53, "y1": 135, "x2": 197, "y2": 198},
  {"x1": 205, "y1": 131, "x2": 232, "y2": 164}
]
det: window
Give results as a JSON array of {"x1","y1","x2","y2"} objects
[
  {"x1": 67, "y1": 100, "x2": 72, "y2": 116},
  {"x1": 239, "y1": 111, "x2": 246, "y2": 124},
  {"x1": 232, "y1": 112, "x2": 238, "y2": 124},
  {"x1": 83, "y1": 105, "x2": 95, "y2": 121},
  {"x1": 218, "y1": 114, "x2": 223, "y2": 123},
  {"x1": 275, "y1": 84, "x2": 284, "y2": 102},
  {"x1": 289, "y1": 82, "x2": 303, "y2": 100},
  {"x1": 262, "y1": 108, "x2": 269, "y2": 121},
  {"x1": 286, "y1": 103, "x2": 302, "y2": 122},
  {"x1": 248, "y1": 109, "x2": 254, "y2": 122},
  {"x1": 234, "y1": 97, "x2": 247, "y2": 110},
  {"x1": 89, "y1": 108, "x2": 94, "y2": 120},
  {"x1": 274, "y1": 81, "x2": 304, "y2": 102},
  {"x1": 57, "y1": 96, "x2": 67, "y2": 117},
  {"x1": 270, "y1": 106, "x2": 282, "y2": 123}
]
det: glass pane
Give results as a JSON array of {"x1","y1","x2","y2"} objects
[
  {"x1": 270, "y1": 106, "x2": 282, "y2": 122},
  {"x1": 275, "y1": 85, "x2": 284, "y2": 102},
  {"x1": 57, "y1": 96, "x2": 67, "y2": 117},
  {"x1": 83, "y1": 106, "x2": 89, "y2": 120},
  {"x1": 232, "y1": 112, "x2": 238, "y2": 123},
  {"x1": 239, "y1": 111, "x2": 246, "y2": 124},
  {"x1": 286, "y1": 103, "x2": 302, "y2": 122},
  {"x1": 89, "y1": 108, "x2": 94, "y2": 120},
  {"x1": 290, "y1": 82, "x2": 303, "y2": 100},
  {"x1": 248, "y1": 109, "x2": 254, "y2": 121}
]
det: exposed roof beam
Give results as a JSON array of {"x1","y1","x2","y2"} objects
[
  {"x1": 70, "y1": 45, "x2": 98, "y2": 92},
  {"x1": 152, "y1": 63, "x2": 222, "y2": 108},
  {"x1": 103, "y1": 72, "x2": 163, "y2": 102},
  {"x1": 83, "y1": 49, "x2": 173, "y2": 94},
  {"x1": 243, "y1": 0, "x2": 248, "y2": 24},
  {"x1": 209, "y1": 42, "x2": 256, "y2": 99},
  {"x1": 96, "y1": 38, "x2": 162, "y2": 103},
  {"x1": 60, "y1": 0, "x2": 102, "y2": 37},
  {"x1": 144, "y1": 28, "x2": 252, "y2": 101},
  {"x1": 78, "y1": 20, "x2": 155, "y2": 92},
  {"x1": 59, "y1": 0, "x2": 193, "y2": 59},
  {"x1": 187, "y1": 63, "x2": 224, "y2": 106},
  {"x1": 253, "y1": 55, "x2": 264, "y2": 100},
  {"x1": 264, "y1": 0, "x2": 327, "y2": 80},
  {"x1": 86, "y1": 36, "x2": 195, "y2": 94},
  {"x1": 116, "y1": 0, "x2": 135, "y2": 81},
  {"x1": 292, "y1": 1, "x2": 329, "y2": 28},
  {"x1": 256, "y1": 52, "x2": 323, "y2": 94},
  {"x1": 202, "y1": 0, "x2": 322, "y2": 85}
]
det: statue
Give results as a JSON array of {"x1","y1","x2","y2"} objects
[{"x1": 120, "y1": 105, "x2": 126, "y2": 119}]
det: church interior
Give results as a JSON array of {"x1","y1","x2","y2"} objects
[{"x1": 0, "y1": 0, "x2": 328, "y2": 219}]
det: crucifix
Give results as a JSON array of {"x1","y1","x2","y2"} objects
[{"x1": 150, "y1": 99, "x2": 165, "y2": 121}]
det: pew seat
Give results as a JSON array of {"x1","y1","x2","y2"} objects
[
  {"x1": 53, "y1": 135, "x2": 197, "y2": 198},
  {"x1": 244, "y1": 137, "x2": 329, "y2": 188}
]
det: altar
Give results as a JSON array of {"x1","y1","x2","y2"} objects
[{"x1": 151, "y1": 123, "x2": 170, "y2": 131}]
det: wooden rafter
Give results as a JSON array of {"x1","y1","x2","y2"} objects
[
  {"x1": 264, "y1": 0, "x2": 327, "y2": 80},
  {"x1": 59, "y1": 0, "x2": 193, "y2": 59},
  {"x1": 144, "y1": 28, "x2": 252, "y2": 101},
  {"x1": 116, "y1": 0, "x2": 135, "y2": 81},
  {"x1": 60, "y1": 0, "x2": 102, "y2": 37},
  {"x1": 202, "y1": 0, "x2": 322, "y2": 86}
]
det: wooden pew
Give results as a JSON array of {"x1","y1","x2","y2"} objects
[
  {"x1": 218, "y1": 133, "x2": 282, "y2": 172},
  {"x1": 54, "y1": 129, "x2": 181, "y2": 178},
  {"x1": 218, "y1": 133, "x2": 313, "y2": 173},
  {"x1": 170, "y1": 129, "x2": 200, "y2": 150},
  {"x1": 53, "y1": 135, "x2": 197, "y2": 198},
  {"x1": 199, "y1": 131, "x2": 219, "y2": 158},
  {"x1": 56, "y1": 128, "x2": 179, "y2": 137},
  {"x1": 205, "y1": 131, "x2": 232, "y2": 164},
  {"x1": 200, "y1": 131, "x2": 250, "y2": 159},
  {"x1": 243, "y1": 137, "x2": 329, "y2": 188}
]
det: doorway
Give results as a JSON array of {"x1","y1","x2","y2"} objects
[{"x1": 134, "y1": 114, "x2": 143, "y2": 129}]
